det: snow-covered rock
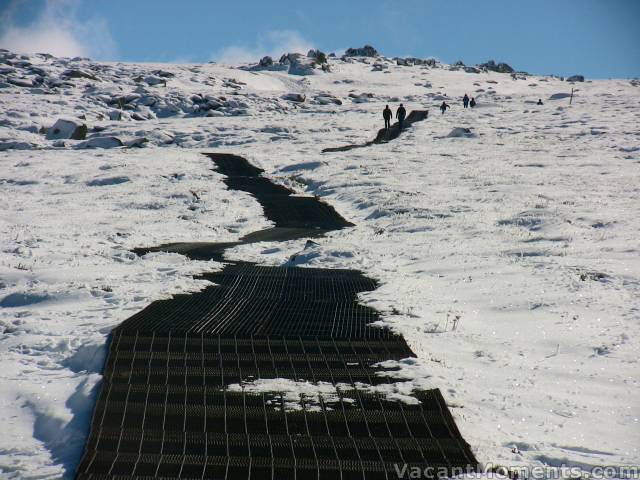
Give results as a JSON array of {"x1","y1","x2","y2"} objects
[
  {"x1": 76, "y1": 136, "x2": 123, "y2": 149},
  {"x1": 45, "y1": 118, "x2": 88, "y2": 140},
  {"x1": 0, "y1": 140, "x2": 35, "y2": 151},
  {"x1": 566, "y1": 74, "x2": 585, "y2": 82},
  {"x1": 61, "y1": 69, "x2": 99, "y2": 81},
  {"x1": 446, "y1": 127, "x2": 476, "y2": 138},
  {"x1": 281, "y1": 93, "x2": 306, "y2": 103}
]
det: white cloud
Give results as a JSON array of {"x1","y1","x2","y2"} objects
[
  {"x1": 0, "y1": 0, "x2": 116, "y2": 59},
  {"x1": 212, "y1": 30, "x2": 315, "y2": 64}
]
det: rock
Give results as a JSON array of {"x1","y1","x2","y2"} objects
[
  {"x1": 152, "y1": 69, "x2": 174, "y2": 78},
  {"x1": 281, "y1": 93, "x2": 305, "y2": 103},
  {"x1": 259, "y1": 56, "x2": 273, "y2": 67},
  {"x1": 108, "y1": 110, "x2": 122, "y2": 121},
  {"x1": 144, "y1": 75, "x2": 166, "y2": 86},
  {"x1": 447, "y1": 127, "x2": 476, "y2": 138},
  {"x1": 464, "y1": 66, "x2": 481, "y2": 74},
  {"x1": 61, "y1": 69, "x2": 98, "y2": 81},
  {"x1": 279, "y1": 53, "x2": 318, "y2": 75},
  {"x1": 77, "y1": 136, "x2": 123, "y2": 149},
  {"x1": 549, "y1": 93, "x2": 572, "y2": 100},
  {"x1": 348, "y1": 92, "x2": 374, "y2": 103},
  {"x1": 478, "y1": 60, "x2": 514, "y2": 73},
  {"x1": 124, "y1": 137, "x2": 148, "y2": 148},
  {"x1": 566, "y1": 75, "x2": 584, "y2": 82},
  {"x1": 344, "y1": 45, "x2": 378, "y2": 57},
  {"x1": 371, "y1": 63, "x2": 388, "y2": 72},
  {"x1": 0, "y1": 141, "x2": 34, "y2": 151},
  {"x1": 7, "y1": 77, "x2": 34, "y2": 88},
  {"x1": 314, "y1": 94, "x2": 342, "y2": 105},
  {"x1": 45, "y1": 118, "x2": 87, "y2": 140}
]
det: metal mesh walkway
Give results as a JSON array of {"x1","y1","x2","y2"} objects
[{"x1": 75, "y1": 153, "x2": 477, "y2": 479}]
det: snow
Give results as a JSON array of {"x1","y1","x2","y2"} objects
[{"x1": 1, "y1": 51, "x2": 639, "y2": 478}]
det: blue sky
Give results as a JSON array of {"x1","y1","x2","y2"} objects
[{"x1": 1, "y1": 0, "x2": 639, "y2": 78}]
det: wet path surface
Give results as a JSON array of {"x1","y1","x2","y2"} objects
[{"x1": 76, "y1": 153, "x2": 477, "y2": 479}]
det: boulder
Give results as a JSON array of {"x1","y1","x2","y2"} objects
[
  {"x1": 124, "y1": 137, "x2": 148, "y2": 148},
  {"x1": 77, "y1": 136, "x2": 123, "y2": 149},
  {"x1": 152, "y1": 69, "x2": 174, "y2": 78},
  {"x1": 281, "y1": 93, "x2": 306, "y2": 103},
  {"x1": 566, "y1": 75, "x2": 584, "y2": 82},
  {"x1": 447, "y1": 127, "x2": 476, "y2": 138},
  {"x1": 344, "y1": 45, "x2": 379, "y2": 57},
  {"x1": 45, "y1": 118, "x2": 87, "y2": 140}
]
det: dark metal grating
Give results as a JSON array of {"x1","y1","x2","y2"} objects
[{"x1": 76, "y1": 153, "x2": 477, "y2": 479}]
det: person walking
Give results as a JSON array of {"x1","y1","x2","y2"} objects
[
  {"x1": 469, "y1": 97, "x2": 476, "y2": 108},
  {"x1": 383, "y1": 105, "x2": 392, "y2": 130},
  {"x1": 463, "y1": 93, "x2": 469, "y2": 108},
  {"x1": 440, "y1": 101, "x2": 450, "y2": 114},
  {"x1": 396, "y1": 103, "x2": 407, "y2": 129}
]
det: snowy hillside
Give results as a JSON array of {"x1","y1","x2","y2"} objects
[{"x1": 0, "y1": 48, "x2": 639, "y2": 478}]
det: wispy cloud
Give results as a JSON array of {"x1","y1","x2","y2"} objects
[
  {"x1": 211, "y1": 30, "x2": 314, "y2": 64},
  {"x1": 0, "y1": 0, "x2": 116, "y2": 59}
]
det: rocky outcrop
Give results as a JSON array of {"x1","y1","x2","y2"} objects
[
  {"x1": 566, "y1": 75, "x2": 585, "y2": 82},
  {"x1": 478, "y1": 60, "x2": 514, "y2": 73},
  {"x1": 344, "y1": 45, "x2": 379, "y2": 57}
]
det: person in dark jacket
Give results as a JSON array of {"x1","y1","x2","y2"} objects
[
  {"x1": 537, "y1": 99, "x2": 543, "y2": 105},
  {"x1": 396, "y1": 103, "x2": 407, "y2": 129},
  {"x1": 440, "y1": 101, "x2": 450, "y2": 114},
  {"x1": 469, "y1": 97, "x2": 476, "y2": 108},
  {"x1": 383, "y1": 105, "x2": 392, "y2": 130},
  {"x1": 463, "y1": 93, "x2": 469, "y2": 108}
]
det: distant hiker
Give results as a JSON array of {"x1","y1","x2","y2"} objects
[
  {"x1": 463, "y1": 93, "x2": 469, "y2": 108},
  {"x1": 440, "y1": 101, "x2": 450, "y2": 114},
  {"x1": 383, "y1": 105, "x2": 392, "y2": 130},
  {"x1": 469, "y1": 97, "x2": 476, "y2": 108},
  {"x1": 396, "y1": 103, "x2": 407, "y2": 129},
  {"x1": 537, "y1": 98, "x2": 543, "y2": 105}
]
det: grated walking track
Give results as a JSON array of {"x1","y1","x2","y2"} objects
[{"x1": 76, "y1": 153, "x2": 477, "y2": 479}]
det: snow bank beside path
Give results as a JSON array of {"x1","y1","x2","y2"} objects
[{"x1": 0, "y1": 148, "x2": 269, "y2": 477}]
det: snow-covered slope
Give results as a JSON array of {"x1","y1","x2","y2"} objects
[{"x1": 1, "y1": 50, "x2": 639, "y2": 478}]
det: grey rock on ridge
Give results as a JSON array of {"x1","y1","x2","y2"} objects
[
  {"x1": 566, "y1": 75, "x2": 585, "y2": 82},
  {"x1": 344, "y1": 45, "x2": 379, "y2": 57},
  {"x1": 478, "y1": 60, "x2": 514, "y2": 73}
]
